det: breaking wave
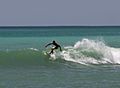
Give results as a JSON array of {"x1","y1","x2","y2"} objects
[
  {"x1": 51, "y1": 38, "x2": 120, "y2": 65},
  {"x1": 0, "y1": 38, "x2": 120, "y2": 66}
]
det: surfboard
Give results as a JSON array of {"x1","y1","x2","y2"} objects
[
  {"x1": 43, "y1": 51, "x2": 57, "y2": 60},
  {"x1": 43, "y1": 51, "x2": 50, "y2": 57}
]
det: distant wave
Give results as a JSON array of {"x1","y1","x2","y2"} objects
[{"x1": 0, "y1": 38, "x2": 120, "y2": 66}]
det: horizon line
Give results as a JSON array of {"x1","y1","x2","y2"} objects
[{"x1": 0, "y1": 25, "x2": 120, "y2": 28}]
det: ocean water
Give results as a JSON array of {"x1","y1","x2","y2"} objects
[{"x1": 0, "y1": 26, "x2": 120, "y2": 88}]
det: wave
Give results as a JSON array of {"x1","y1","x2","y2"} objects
[
  {"x1": 0, "y1": 38, "x2": 120, "y2": 66},
  {"x1": 0, "y1": 48, "x2": 50, "y2": 66}
]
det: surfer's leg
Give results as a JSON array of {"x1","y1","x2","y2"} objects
[
  {"x1": 49, "y1": 47, "x2": 58, "y2": 54},
  {"x1": 49, "y1": 48, "x2": 54, "y2": 54}
]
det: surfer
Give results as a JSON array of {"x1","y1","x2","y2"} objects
[{"x1": 45, "y1": 40, "x2": 62, "y2": 54}]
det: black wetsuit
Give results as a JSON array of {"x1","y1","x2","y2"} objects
[{"x1": 45, "y1": 41, "x2": 62, "y2": 54}]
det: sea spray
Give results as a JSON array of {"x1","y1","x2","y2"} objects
[{"x1": 52, "y1": 39, "x2": 120, "y2": 65}]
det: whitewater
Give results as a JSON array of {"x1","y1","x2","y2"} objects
[{"x1": 45, "y1": 38, "x2": 120, "y2": 65}]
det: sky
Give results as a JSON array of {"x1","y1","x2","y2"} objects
[{"x1": 0, "y1": 0, "x2": 120, "y2": 26}]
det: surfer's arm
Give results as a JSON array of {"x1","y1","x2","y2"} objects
[{"x1": 45, "y1": 43, "x2": 53, "y2": 47}]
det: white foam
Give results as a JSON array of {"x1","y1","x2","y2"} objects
[
  {"x1": 50, "y1": 39, "x2": 120, "y2": 65},
  {"x1": 29, "y1": 48, "x2": 39, "y2": 51}
]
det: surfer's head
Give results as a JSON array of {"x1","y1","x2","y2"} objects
[{"x1": 53, "y1": 40, "x2": 56, "y2": 43}]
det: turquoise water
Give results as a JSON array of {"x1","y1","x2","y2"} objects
[{"x1": 0, "y1": 26, "x2": 120, "y2": 88}]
